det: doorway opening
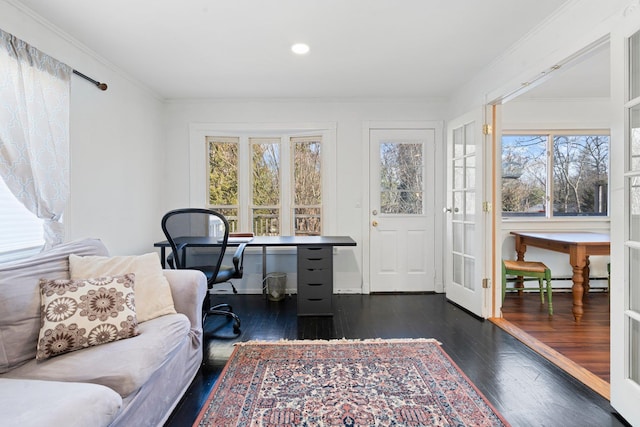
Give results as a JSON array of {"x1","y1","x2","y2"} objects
[{"x1": 488, "y1": 37, "x2": 612, "y2": 399}]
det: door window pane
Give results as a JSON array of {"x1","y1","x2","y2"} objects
[
  {"x1": 379, "y1": 142, "x2": 423, "y2": 214},
  {"x1": 464, "y1": 123, "x2": 475, "y2": 154},
  {"x1": 631, "y1": 30, "x2": 640, "y2": 100},
  {"x1": 630, "y1": 318, "x2": 640, "y2": 384},
  {"x1": 465, "y1": 155, "x2": 475, "y2": 188},
  {"x1": 453, "y1": 127, "x2": 463, "y2": 157},
  {"x1": 454, "y1": 159, "x2": 464, "y2": 190},
  {"x1": 630, "y1": 247, "x2": 640, "y2": 312},
  {"x1": 464, "y1": 256, "x2": 475, "y2": 290},
  {"x1": 629, "y1": 177, "x2": 640, "y2": 241},
  {"x1": 453, "y1": 222, "x2": 462, "y2": 253},
  {"x1": 632, "y1": 105, "x2": 640, "y2": 171}
]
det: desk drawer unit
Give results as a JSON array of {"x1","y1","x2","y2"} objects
[{"x1": 297, "y1": 246, "x2": 333, "y2": 316}]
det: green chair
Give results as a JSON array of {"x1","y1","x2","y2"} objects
[{"x1": 502, "y1": 259, "x2": 553, "y2": 315}]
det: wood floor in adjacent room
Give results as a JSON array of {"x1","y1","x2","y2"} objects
[
  {"x1": 496, "y1": 290, "x2": 610, "y2": 399},
  {"x1": 165, "y1": 293, "x2": 627, "y2": 427}
]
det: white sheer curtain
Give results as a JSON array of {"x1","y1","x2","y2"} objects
[{"x1": 0, "y1": 28, "x2": 71, "y2": 249}]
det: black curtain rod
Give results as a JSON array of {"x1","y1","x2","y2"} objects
[{"x1": 72, "y1": 69, "x2": 108, "y2": 91}]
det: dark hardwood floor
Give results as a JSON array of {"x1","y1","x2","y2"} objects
[{"x1": 164, "y1": 293, "x2": 628, "y2": 427}]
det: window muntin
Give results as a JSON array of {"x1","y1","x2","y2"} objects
[
  {"x1": 501, "y1": 131, "x2": 609, "y2": 218},
  {"x1": 207, "y1": 134, "x2": 322, "y2": 236}
]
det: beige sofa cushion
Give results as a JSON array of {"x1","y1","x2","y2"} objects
[
  {"x1": 0, "y1": 378, "x2": 122, "y2": 427},
  {"x1": 0, "y1": 239, "x2": 109, "y2": 373},
  {"x1": 3, "y1": 312, "x2": 190, "y2": 397},
  {"x1": 69, "y1": 253, "x2": 176, "y2": 322},
  {"x1": 36, "y1": 274, "x2": 139, "y2": 360}
]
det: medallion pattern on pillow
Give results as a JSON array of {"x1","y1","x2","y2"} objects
[{"x1": 37, "y1": 274, "x2": 139, "y2": 361}]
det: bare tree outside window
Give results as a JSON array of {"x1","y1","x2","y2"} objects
[
  {"x1": 380, "y1": 142, "x2": 423, "y2": 214},
  {"x1": 251, "y1": 138, "x2": 280, "y2": 236},
  {"x1": 293, "y1": 137, "x2": 322, "y2": 235},
  {"x1": 501, "y1": 132, "x2": 609, "y2": 218},
  {"x1": 553, "y1": 135, "x2": 609, "y2": 216},
  {"x1": 501, "y1": 135, "x2": 547, "y2": 215}
]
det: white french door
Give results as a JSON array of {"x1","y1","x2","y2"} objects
[
  {"x1": 610, "y1": 14, "x2": 640, "y2": 425},
  {"x1": 368, "y1": 126, "x2": 437, "y2": 293},
  {"x1": 444, "y1": 110, "x2": 489, "y2": 317}
]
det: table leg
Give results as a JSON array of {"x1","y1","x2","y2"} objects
[
  {"x1": 514, "y1": 237, "x2": 527, "y2": 291},
  {"x1": 583, "y1": 256, "x2": 591, "y2": 294},
  {"x1": 160, "y1": 247, "x2": 166, "y2": 268},
  {"x1": 570, "y1": 247, "x2": 587, "y2": 323}
]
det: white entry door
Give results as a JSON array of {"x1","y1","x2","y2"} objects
[
  {"x1": 610, "y1": 15, "x2": 640, "y2": 426},
  {"x1": 368, "y1": 127, "x2": 436, "y2": 292},
  {"x1": 444, "y1": 110, "x2": 488, "y2": 317}
]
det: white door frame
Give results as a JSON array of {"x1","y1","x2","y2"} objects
[{"x1": 361, "y1": 121, "x2": 444, "y2": 294}]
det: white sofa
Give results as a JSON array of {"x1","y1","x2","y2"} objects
[{"x1": 0, "y1": 238, "x2": 207, "y2": 427}]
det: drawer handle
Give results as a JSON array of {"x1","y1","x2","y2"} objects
[
  {"x1": 306, "y1": 247, "x2": 323, "y2": 250},
  {"x1": 307, "y1": 298, "x2": 323, "y2": 302},
  {"x1": 308, "y1": 283, "x2": 323, "y2": 287},
  {"x1": 307, "y1": 258, "x2": 323, "y2": 261},
  {"x1": 306, "y1": 268, "x2": 325, "y2": 272}
]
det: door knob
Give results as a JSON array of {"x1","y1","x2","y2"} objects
[{"x1": 372, "y1": 220, "x2": 378, "y2": 227}]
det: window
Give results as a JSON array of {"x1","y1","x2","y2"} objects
[
  {"x1": 501, "y1": 131, "x2": 609, "y2": 218},
  {"x1": 207, "y1": 134, "x2": 323, "y2": 236},
  {"x1": 0, "y1": 178, "x2": 44, "y2": 262}
]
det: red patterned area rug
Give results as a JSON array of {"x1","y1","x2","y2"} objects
[{"x1": 194, "y1": 338, "x2": 510, "y2": 427}]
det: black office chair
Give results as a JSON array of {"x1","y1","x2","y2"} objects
[{"x1": 161, "y1": 208, "x2": 245, "y2": 334}]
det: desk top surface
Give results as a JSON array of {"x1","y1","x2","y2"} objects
[
  {"x1": 154, "y1": 235, "x2": 357, "y2": 247},
  {"x1": 511, "y1": 231, "x2": 610, "y2": 244}
]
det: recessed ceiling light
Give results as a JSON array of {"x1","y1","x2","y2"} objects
[{"x1": 291, "y1": 43, "x2": 310, "y2": 55}]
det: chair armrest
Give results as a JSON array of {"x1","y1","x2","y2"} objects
[
  {"x1": 232, "y1": 242, "x2": 248, "y2": 278},
  {"x1": 162, "y1": 269, "x2": 207, "y2": 330},
  {"x1": 166, "y1": 243, "x2": 188, "y2": 269}
]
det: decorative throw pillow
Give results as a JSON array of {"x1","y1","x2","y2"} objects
[
  {"x1": 69, "y1": 253, "x2": 176, "y2": 323},
  {"x1": 36, "y1": 274, "x2": 139, "y2": 361}
]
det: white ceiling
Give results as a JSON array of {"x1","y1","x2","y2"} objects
[{"x1": 12, "y1": 0, "x2": 592, "y2": 100}]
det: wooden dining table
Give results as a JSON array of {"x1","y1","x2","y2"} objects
[{"x1": 510, "y1": 231, "x2": 610, "y2": 323}]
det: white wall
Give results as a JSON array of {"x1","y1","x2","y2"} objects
[
  {"x1": 502, "y1": 98, "x2": 611, "y2": 130},
  {"x1": 163, "y1": 99, "x2": 447, "y2": 293},
  {"x1": 0, "y1": 1, "x2": 165, "y2": 255}
]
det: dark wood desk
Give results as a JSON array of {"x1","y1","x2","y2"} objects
[
  {"x1": 510, "y1": 232, "x2": 610, "y2": 323},
  {"x1": 154, "y1": 236, "x2": 357, "y2": 316}
]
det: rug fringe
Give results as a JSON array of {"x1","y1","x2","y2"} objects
[{"x1": 236, "y1": 337, "x2": 442, "y2": 346}]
